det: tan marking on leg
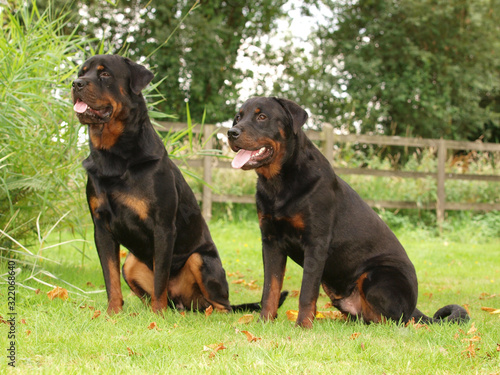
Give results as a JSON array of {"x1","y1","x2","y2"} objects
[
  {"x1": 89, "y1": 195, "x2": 104, "y2": 219},
  {"x1": 107, "y1": 257, "x2": 123, "y2": 315},
  {"x1": 260, "y1": 276, "x2": 283, "y2": 320},
  {"x1": 187, "y1": 253, "x2": 229, "y2": 312},
  {"x1": 356, "y1": 272, "x2": 383, "y2": 323},
  {"x1": 122, "y1": 253, "x2": 153, "y2": 299}
]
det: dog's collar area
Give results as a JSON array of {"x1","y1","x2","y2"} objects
[{"x1": 231, "y1": 146, "x2": 274, "y2": 169}]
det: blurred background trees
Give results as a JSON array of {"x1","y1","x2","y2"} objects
[{"x1": 36, "y1": 0, "x2": 500, "y2": 141}]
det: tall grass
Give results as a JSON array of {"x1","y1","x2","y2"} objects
[{"x1": 0, "y1": 1, "x2": 87, "y2": 250}]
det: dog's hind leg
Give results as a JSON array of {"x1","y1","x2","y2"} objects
[{"x1": 122, "y1": 253, "x2": 153, "y2": 303}]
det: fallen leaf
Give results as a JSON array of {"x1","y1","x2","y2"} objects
[
  {"x1": 481, "y1": 306, "x2": 497, "y2": 312},
  {"x1": 91, "y1": 310, "x2": 101, "y2": 320},
  {"x1": 350, "y1": 332, "x2": 361, "y2": 340},
  {"x1": 231, "y1": 279, "x2": 245, "y2": 284},
  {"x1": 290, "y1": 290, "x2": 300, "y2": 297},
  {"x1": 129, "y1": 312, "x2": 139, "y2": 317},
  {"x1": 205, "y1": 343, "x2": 226, "y2": 358},
  {"x1": 463, "y1": 304, "x2": 470, "y2": 316},
  {"x1": 205, "y1": 305, "x2": 213, "y2": 317},
  {"x1": 47, "y1": 286, "x2": 68, "y2": 301},
  {"x1": 491, "y1": 309, "x2": 500, "y2": 315},
  {"x1": 20, "y1": 319, "x2": 26, "y2": 324},
  {"x1": 462, "y1": 335, "x2": 481, "y2": 342},
  {"x1": 241, "y1": 330, "x2": 261, "y2": 342},
  {"x1": 26, "y1": 330, "x2": 31, "y2": 336},
  {"x1": 286, "y1": 310, "x2": 298, "y2": 321},
  {"x1": 119, "y1": 249, "x2": 128, "y2": 259},
  {"x1": 127, "y1": 347, "x2": 142, "y2": 356},
  {"x1": 86, "y1": 281, "x2": 95, "y2": 288},
  {"x1": 238, "y1": 314, "x2": 254, "y2": 324},
  {"x1": 466, "y1": 322, "x2": 477, "y2": 335},
  {"x1": 462, "y1": 342, "x2": 477, "y2": 358},
  {"x1": 148, "y1": 322, "x2": 157, "y2": 330},
  {"x1": 285, "y1": 309, "x2": 345, "y2": 322},
  {"x1": 496, "y1": 343, "x2": 500, "y2": 352},
  {"x1": 35, "y1": 289, "x2": 41, "y2": 295},
  {"x1": 323, "y1": 302, "x2": 333, "y2": 309}
]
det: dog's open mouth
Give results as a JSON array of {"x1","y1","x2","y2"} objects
[
  {"x1": 74, "y1": 99, "x2": 112, "y2": 122},
  {"x1": 231, "y1": 146, "x2": 274, "y2": 169}
]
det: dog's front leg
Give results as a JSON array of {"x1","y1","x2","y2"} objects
[
  {"x1": 94, "y1": 228, "x2": 123, "y2": 315},
  {"x1": 296, "y1": 246, "x2": 327, "y2": 328},
  {"x1": 151, "y1": 227, "x2": 176, "y2": 314},
  {"x1": 260, "y1": 242, "x2": 287, "y2": 322}
]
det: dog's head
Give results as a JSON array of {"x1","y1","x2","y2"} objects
[
  {"x1": 72, "y1": 55, "x2": 154, "y2": 126},
  {"x1": 227, "y1": 97, "x2": 308, "y2": 178}
]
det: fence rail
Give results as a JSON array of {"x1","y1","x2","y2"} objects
[{"x1": 157, "y1": 121, "x2": 500, "y2": 223}]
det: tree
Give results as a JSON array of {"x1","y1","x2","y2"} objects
[
  {"x1": 271, "y1": 0, "x2": 500, "y2": 140},
  {"x1": 45, "y1": 0, "x2": 287, "y2": 124}
]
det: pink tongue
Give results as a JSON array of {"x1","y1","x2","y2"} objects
[
  {"x1": 231, "y1": 149, "x2": 253, "y2": 169},
  {"x1": 74, "y1": 100, "x2": 88, "y2": 114}
]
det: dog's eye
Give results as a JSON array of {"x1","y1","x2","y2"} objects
[
  {"x1": 99, "y1": 71, "x2": 111, "y2": 78},
  {"x1": 257, "y1": 114, "x2": 267, "y2": 121},
  {"x1": 234, "y1": 115, "x2": 241, "y2": 123}
]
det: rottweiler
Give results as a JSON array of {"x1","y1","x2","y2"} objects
[
  {"x1": 227, "y1": 96, "x2": 469, "y2": 328},
  {"x1": 72, "y1": 55, "x2": 286, "y2": 315}
]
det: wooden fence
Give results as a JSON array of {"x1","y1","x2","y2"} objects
[{"x1": 157, "y1": 122, "x2": 500, "y2": 224}]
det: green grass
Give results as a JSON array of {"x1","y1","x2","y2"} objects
[{"x1": 2, "y1": 220, "x2": 499, "y2": 374}]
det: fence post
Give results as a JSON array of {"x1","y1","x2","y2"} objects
[
  {"x1": 322, "y1": 123, "x2": 334, "y2": 165},
  {"x1": 202, "y1": 125, "x2": 214, "y2": 221},
  {"x1": 436, "y1": 138, "x2": 446, "y2": 227}
]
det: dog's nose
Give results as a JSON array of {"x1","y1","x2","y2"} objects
[
  {"x1": 227, "y1": 127, "x2": 241, "y2": 140},
  {"x1": 72, "y1": 78, "x2": 87, "y2": 90}
]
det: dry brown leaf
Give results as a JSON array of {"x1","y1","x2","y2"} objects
[
  {"x1": 323, "y1": 302, "x2": 333, "y2": 309},
  {"x1": 205, "y1": 305, "x2": 214, "y2": 317},
  {"x1": 119, "y1": 249, "x2": 128, "y2": 259},
  {"x1": 285, "y1": 309, "x2": 344, "y2": 322},
  {"x1": 290, "y1": 290, "x2": 300, "y2": 297},
  {"x1": 91, "y1": 310, "x2": 101, "y2": 320},
  {"x1": 462, "y1": 342, "x2": 477, "y2": 358},
  {"x1": 20, "y1": 319, "x2": 26, "y2": 324},
  {"x1": 286, "y1": 310, "x2": 298, "y2": 321},
  {"x1": 231, "y1": 279, "x2": 245, "y2": 284},
  {"x1": 463, "y1": 304, "x2": 470, "y2": 316},
  {"x1": 462, "y1": 335, "x2": 481, "y2": 343},
  {"x1": 26, "y1": 330, "x2": 31, "y2": 336},
  {"x1": 86, "y1": 281, "x2": 95, "y2": 288},
  {"x1": 241, "y1": 330, "x2": 261, "y2": 342},
  {"x1": 481, "y1": 306, "x2": 497, "y2": 312},
  {"x1": 129, "y1": 312, "x2": 139, "y2": 317},
  {"x1": 466, "y1": 322, "x2": 477, "y2": 335},
  {"x1": 350, "y1": 332, "x2": 361, "y2": 340},
  {"x1": 35, "y1": 289, "x2": 41, "y2": 295},
  {"x1": 47, "y1": 286, "x2": 68, "y2": 301},
  {"x1": 206, "y1": 343, "x2": 226, "y2": 358},
  {"x1": 496, "y1": 343, "x2": 500, "y2": 352},
  {"x1": 148, "y1": 322, "x2": 157, "y2": 330},
  {"x1": 238, "y1": 314, "x2": 254, "y2": 324},
  {"x1": 127, "y1": 347, "x2": 142, "y2": 356}
]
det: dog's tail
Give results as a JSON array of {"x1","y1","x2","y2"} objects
[
  {"x1": 411, "y1": 304, "x2": 469, "y2": 324},
  {"x1": 231, "y1": 291, "x2": 289, "y2": 312}
]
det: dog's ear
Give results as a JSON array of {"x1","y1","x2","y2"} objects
[
  {"x1": 124, "y1": 58, "x2": 154, "y2": 95},
  {"x1": 275, "y1": 98, "x2": 308, "y2": 134}
]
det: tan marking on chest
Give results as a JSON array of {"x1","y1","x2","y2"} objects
[{"x1": 113, "y1": 192, "x2": 149, "y2": 220}]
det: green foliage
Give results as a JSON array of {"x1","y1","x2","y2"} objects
[
  {"x1": 49, "y1": 0, "x2": 287, "y2": 124},
  {"x1": 0, "y1": 1, "x2": 87, "y2": 244},
  {"x1": 272, "y1": 0, "x2": 500, "y2": 141}
]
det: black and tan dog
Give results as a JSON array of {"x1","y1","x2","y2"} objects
[
  {"x1": 72, "y1": 55, "x2": 285, "y2": 315},
  {"x1": 227, "y1": 96, "x2": 469, "y2": 328}
]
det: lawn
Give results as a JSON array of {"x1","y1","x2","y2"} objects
[{"x1": 2, "y1": 220, "x2": 499, "y2": 374}]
